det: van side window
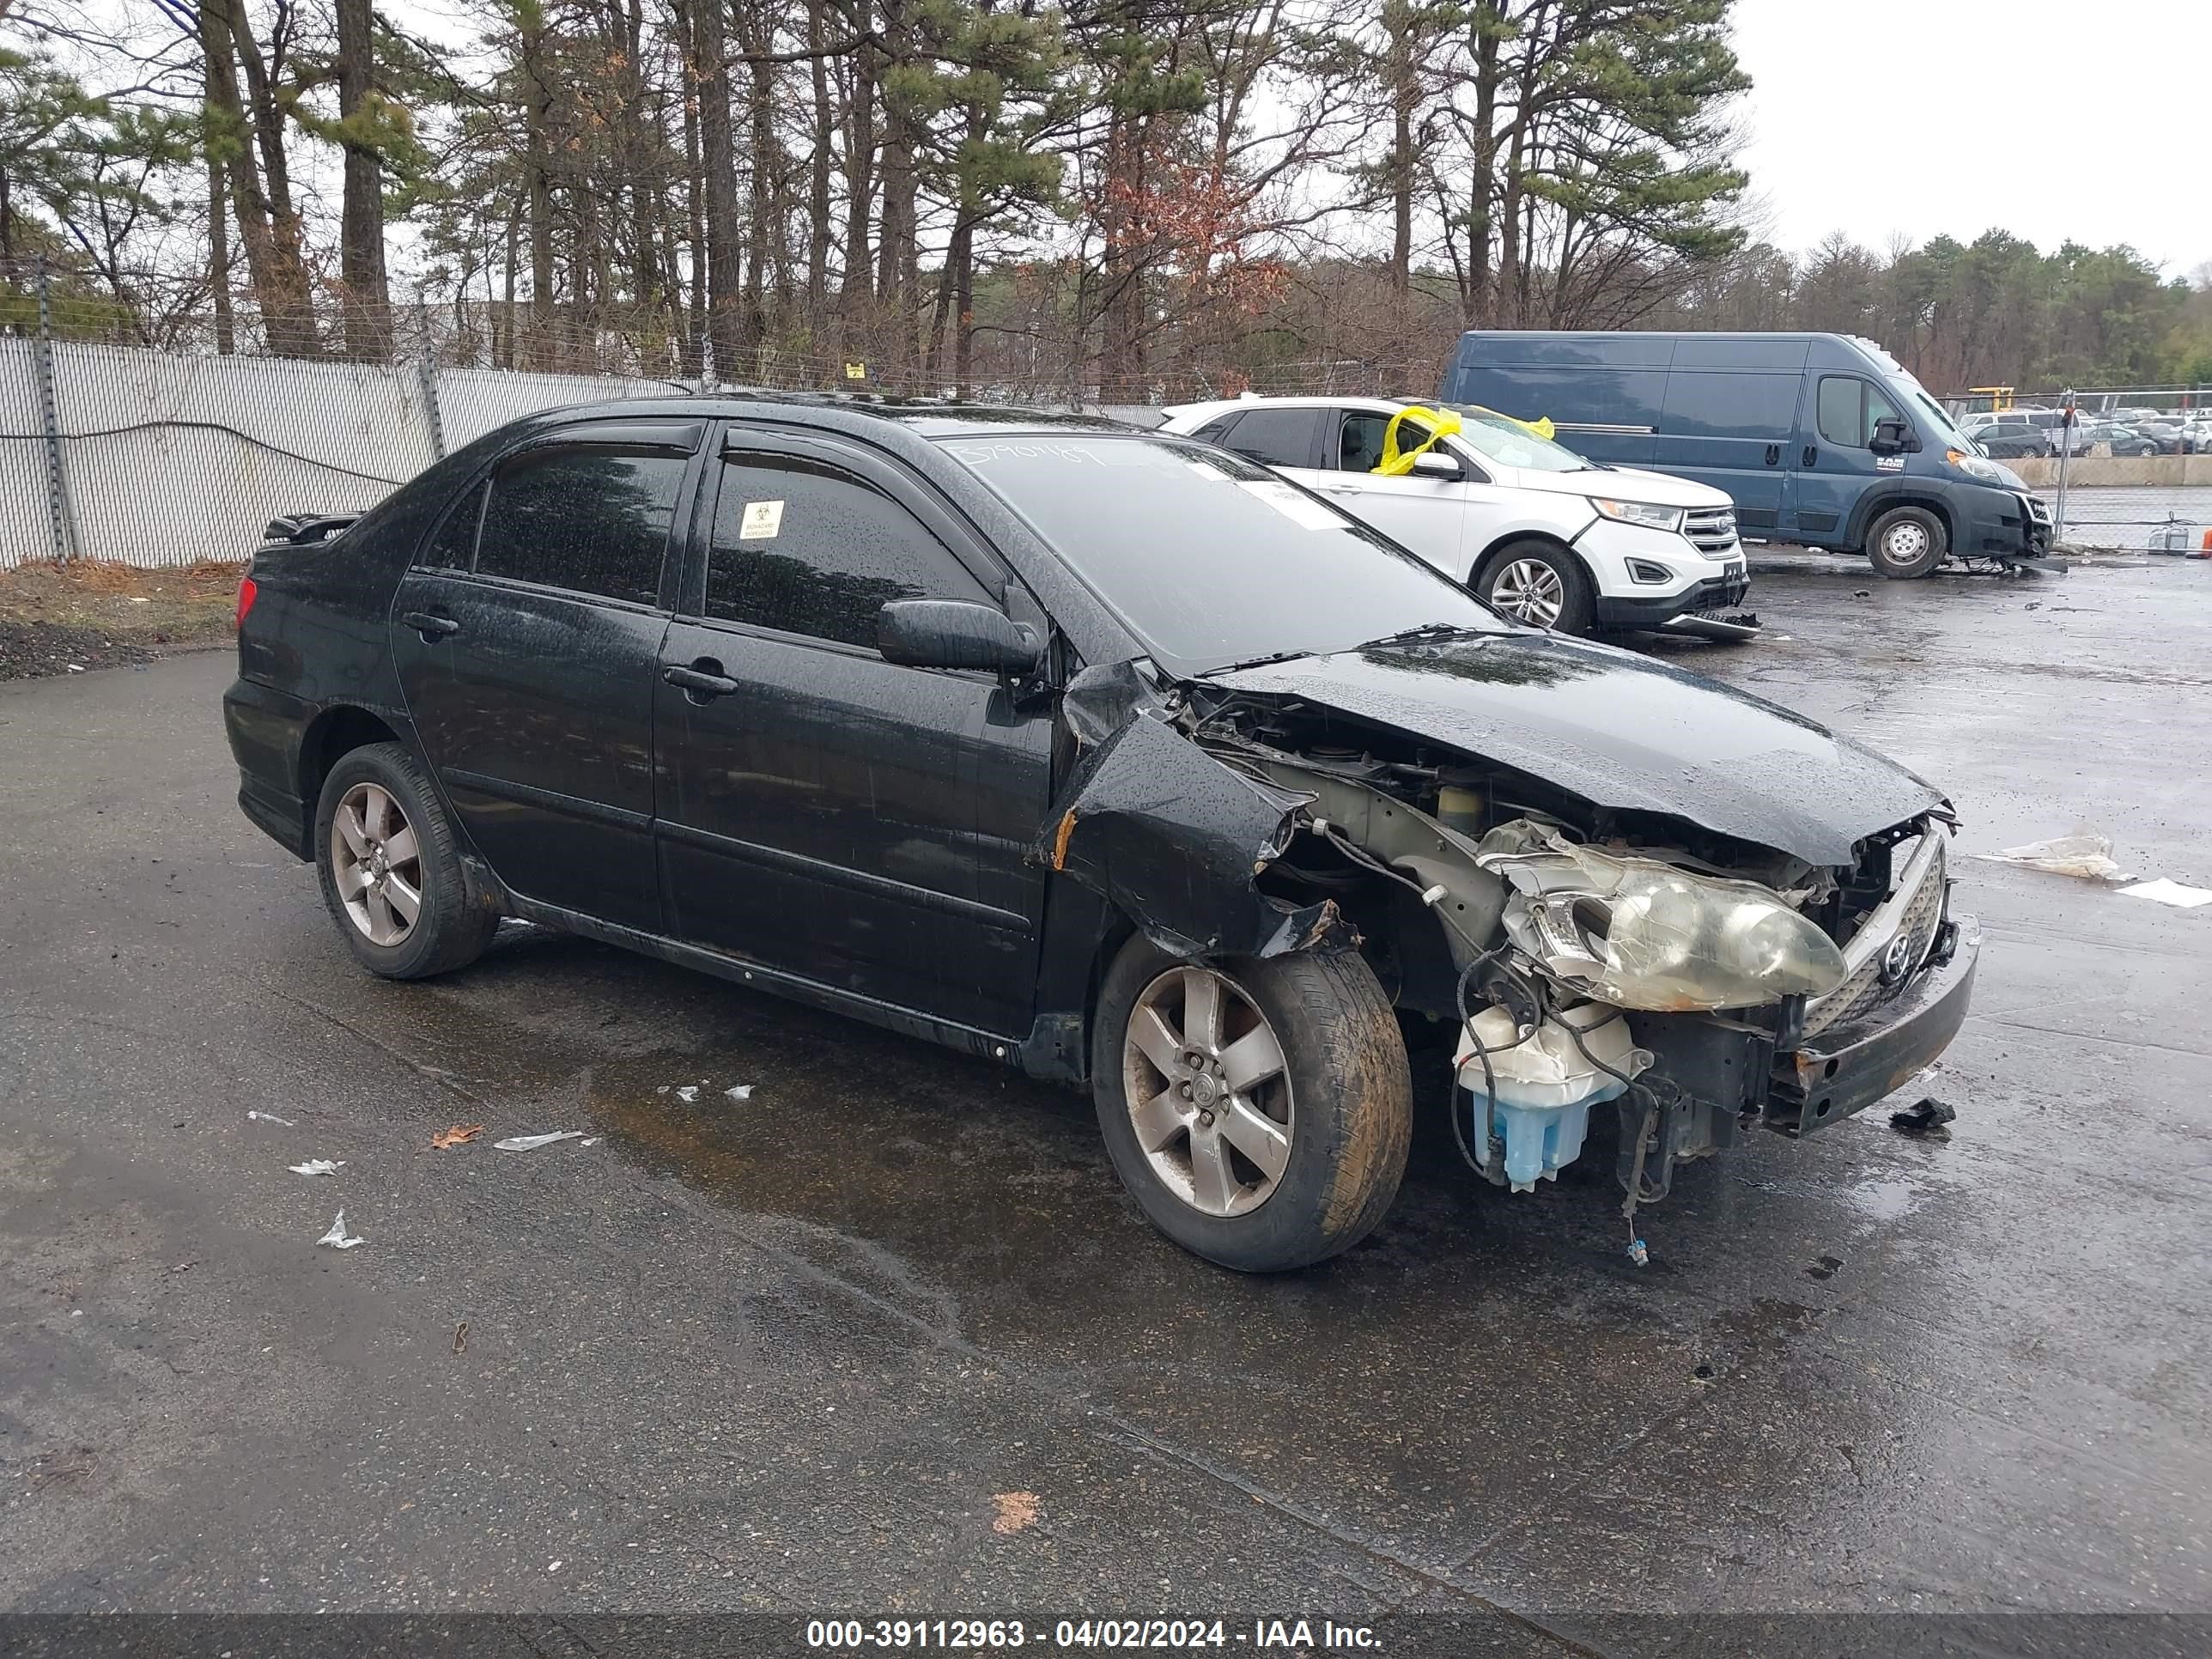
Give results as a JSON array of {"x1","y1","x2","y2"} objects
[{"x1": 1816, "y1": 378, "x2": 1905, "y2": 449}]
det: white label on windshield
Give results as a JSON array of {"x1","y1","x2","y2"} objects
[
  {"x1": 1237, "y1": 478, "x2": 1344, "y2": 532},
  {"x1": 738, "y1": 499, "x2": 784, "y2": 540}
]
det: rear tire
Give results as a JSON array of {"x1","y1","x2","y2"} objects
[
  {"x1": 1474, "y1": 538, "x2": 1595, "y2": 634},
  {"x1": 313, "y1": 742, "x2": 499, "y2": 980},
  {"x1": 1092, "y1": 937, "x2": 1412, "y2": 1273},
  {"x1": 1866, "y1": 506, "x2": 1948, "y2": 580}
]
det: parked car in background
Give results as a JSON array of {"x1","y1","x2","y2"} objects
[
  {"x1": 2085, "y1": 421, "x2": 2160, "y2": 456},
  {"x1": 1441, "y1": 331, "x2": 2053, "y2": 578},
  {"x1": 2176, "y1": 418, "x2": 2212, "y2": 455},
  {"x1": 1155, "y1": 395, "x2": 1746, "y2": 635},
  {"x1": 2136, "y1": 420, "x2": 2189, "y2": 455},
  {"x1": 1972, "y1": 421, "x2": 2053, "y2": 459},
  {"x1": 222, "y1": 396, "x2": 1978, "y2": 1273}
]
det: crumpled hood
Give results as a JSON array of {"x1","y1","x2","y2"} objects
[
  {"x1": 1204, "y1": 632, "x2": 1946, "y2": 866},
  {"x1": 1495, "y1": 464, "x2": 1730, "y2": 510}
]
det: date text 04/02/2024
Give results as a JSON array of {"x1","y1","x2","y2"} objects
[{"x1": 804, "y1": 1618, "x2": 1383, "y2": 1649}]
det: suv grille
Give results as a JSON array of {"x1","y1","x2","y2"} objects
[
  {"x1": 1804, "y1": 836, "x2": 1947, "y2": 1038},
  {"x1": 1684, "y1": 507, "x2": 1739, "y2": 556}
]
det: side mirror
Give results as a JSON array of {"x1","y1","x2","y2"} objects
[
  {"x1": 878, "y1": 599, "x2": 1041, "y2": 677},
  {"x1": 1410, "y1": 449, "x2": 1465, "y2": 481},
  {"x1": 1870, "y1": 416, "x2": 1915, "y2": 455}
]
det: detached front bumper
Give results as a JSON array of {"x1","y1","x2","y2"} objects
[{"x1": 1766, "y1": 915, "x2": 1979, "y2": 1135}]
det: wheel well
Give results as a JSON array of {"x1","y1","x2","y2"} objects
[
  {"x1": 1469, "y1": 531, "x2": 1580, "y2": 587},
  {"x1": 298, "y1": 706, "x2": 399, "y2": 809},
  {"x1": 1856, "y1": 494, "x2": 1954, "y2": 551}
]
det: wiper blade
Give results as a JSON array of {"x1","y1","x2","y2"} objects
[
  {"x1": 1210, "y1": 647, "x2": 1318, "y2": 675},
  {"x1": 1359, "y1": 622, "x2": 1495, "y2": 647}
]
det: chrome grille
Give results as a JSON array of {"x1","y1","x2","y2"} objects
[
  {"x1": 1684, "y1": 507, "x2": 1739, "y2": 556},
  {"x1": 1804, "y1": 836, "x2": 1948, "y2": 1038}
]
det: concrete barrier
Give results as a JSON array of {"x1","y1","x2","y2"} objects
[{"x1": 2002, "y1": 453, "x2": 2212, "y2": 488}]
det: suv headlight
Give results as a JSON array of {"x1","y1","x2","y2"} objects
[
  {"x1": 1477, "y1": 826, "x2": 1845, "y2": 1011},
  {"x1": 1946, "y1": 447, "x2": 2006, "y2": 484},
  {"x1": 1592, "y1": 498, "x2": 1686, "y2": 534}
]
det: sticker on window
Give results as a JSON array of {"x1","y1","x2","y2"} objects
[
  {"x1": 1236, "y1": 478, "x2": 1346, "y2": 532},
  {"x1": 738, "y1": 499, "x2": 785, "y2": 540}
]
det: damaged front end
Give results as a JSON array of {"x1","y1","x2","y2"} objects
[{"x1": 1042, "y1": 653, "x2": 1978, "y2": 1234}]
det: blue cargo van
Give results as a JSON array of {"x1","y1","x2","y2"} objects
[{"x1": 1441, "y1": 331, "x2": 2053, "y2": 578}]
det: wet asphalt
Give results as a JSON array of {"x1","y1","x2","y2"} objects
[{"x1": 1, "y1": 555, "x2": 2209, "y2": 1654}]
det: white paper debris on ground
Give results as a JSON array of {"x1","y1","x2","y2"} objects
[
  {"x1": 2118, "y1": 878, "x2": 2212, "y2": 909},
  {"x1": 492, "y1": 1130, "x2": 585, "y2": 1152},
  {"x1": 674, "y1": 1085, "x2": 699, "y2": 1103},
  {"x1": 288, "y1": 1158, "x2": 345, "y2": 1176},
  {"x1": 580, "y1": 1137, "x2": 601, "y2": 1147},
  {"x1": 127, "y1": 595, "x2": 150, "y2": 604},
  {"x1": 725, "y1": 1085, "x2": 753, "y2": 1101},
  {"x1": 1972, "y1": 832, "x2": 2132, "y2": 882},
  {"x1": 246, "y1": 1110, "x2": 297, "y2": 1127},
  {"x1": 316, "y1": 1211, "x2": 365, "y2": 1249}
]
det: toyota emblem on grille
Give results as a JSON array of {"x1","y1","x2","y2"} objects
[{"x1": 1879, "y1": 935, "x2": 1917, "y2": 986}]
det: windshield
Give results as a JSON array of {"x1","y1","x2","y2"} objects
[
  {"x1": 1438, "y1": 404, "x2": 1592, "y2": 472},
  {"x1": 1898, "y1": 380, "x2": 1971, "y2": 448},
  {"x1": 939, "y1": 434, "x2": 1503, "y2": 675}
]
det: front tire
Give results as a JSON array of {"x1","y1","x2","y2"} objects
[
  {"x1": 1091, "y1": 938, "x2": 1412, "y2": 1273},
  {"x1": 1474, "y1": 539, "x2": 1595, "y2": 634},
  {"x1": 313, "y1": 742, "x2": 499, "y2": 980},
  {"x1": 1866, "y1": 505, "x2": 1948, "y2": 580}
]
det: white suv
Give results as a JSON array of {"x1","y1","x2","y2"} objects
[{"x1": 1156, "y1": 396, "x2": 1747, "y2": 635}]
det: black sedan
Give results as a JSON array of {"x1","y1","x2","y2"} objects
[
  {"x1": 225, "y1": 398, "x2": 1976, "y2": 1272},
  {"x1": 1973, "y1": 421, "x2": 2050, "y2": 459}
]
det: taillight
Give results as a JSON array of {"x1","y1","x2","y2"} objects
[{"x1": 234, "y1": 576, "x2": 258, "y2": 629}]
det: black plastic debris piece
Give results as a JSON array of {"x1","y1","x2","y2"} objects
[{"x1": 1889, "y1": 1097, "x2": 1956, "y2": 1137}]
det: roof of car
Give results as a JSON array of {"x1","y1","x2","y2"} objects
[{"x1": 520, "y1": 389, "x2": 1145, "y2": 441}]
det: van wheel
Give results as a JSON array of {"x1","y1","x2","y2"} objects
[
  {"x1": 1091, "y1": 937, "x2": 1412, "y2": 1273},
  {"x1": 1474, "y1": 539, "x2": 1594, "y2": 633},
  {"x1": 313, "y1": 742, "x2": 500, "y2": 980},
  {"x1": 1867, "y1": 506, "x2": 1948, "y2": 580}
]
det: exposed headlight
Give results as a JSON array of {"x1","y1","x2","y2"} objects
[
  {"x1": 1592, "y1": 498, "x2": 1686, "y2": 534},
  {"x1": 1477, "y1": 825, "x2": 1846, "y2": 1012},
  {"x1": 1946, "y1": 447, "x2": 2007, "y2": 484}
]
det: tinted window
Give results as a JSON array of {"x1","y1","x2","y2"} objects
[
  {"x1": 1661, "y1": 371, "x2": 1801, "y2": 438},
  {"x1": 705, "y1": 456, "x2": 990, "y2": 649},
  {"x1": 476, "y1": 449, "x2": 684, "y2": 604},
  {"x1": 1191, "y1": 416, "x2": 1237, "y2": 444},
  {"x1": 1219, "y1": 408, "x2": 1322, "y2": 468},
  {"x1": 422, "y1": 478, "x2": 487, "y2": 569},
  {"x1": 941, "y1": 434, "x2": 1501, "y2": 675}
]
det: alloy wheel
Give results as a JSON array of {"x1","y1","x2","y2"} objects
[
  {"x1": 1122, "y1": 965, "x2": 1294, "y2": 1218},
  {"x1": 1491, "y1": 557, "x2": 1566, "y2": 627},
  {"x1": 331, "y1": 781, "x2": 422, "y2": 946}
]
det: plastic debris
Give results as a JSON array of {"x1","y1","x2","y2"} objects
[
  {"x1": 2118, "y1": 878, "x2": 2212, "y2": 909},
  {"x1": 1972, "y1": 832, "x2": 2132, "y2": 882},
  {"x1": 725, "y1": 1084, "x2": 754, "y2": 1102},
  {"x1": 316, "y1": 1210, "x2": 366, "y2": 1249},
  {"x1": 431, "y1": 1124, "x2": 484, "y2": 1149},
  {"x1": 674, "y1": 1085, "x2": 700, "y2": 1103},
  {"x1": 580, "y1": 1136, "x2": 600, "y2": 1147},
  {"x1": 1626, "y1": 1238, "x2": 1650, "y2": 1267},
  {"x1": 492, "y1": 1130, "x2": 584, "y2": 1152},
  {"x1": 246, "y1": 1110, "x2": 296, "y2": 1127},
  {"x1": 453, "y1": 1322, "x2": 469, "y2": 1354},
  {"x1": 1889, "y1": 1097, "x2": 1957, "y2": 1138},
  {"x1": 548, "y1": 1561, "x2": 563, "y2": 1574},
  {"x1": 288, "y1": 1158, "x2": 345, "y2": 1176}
]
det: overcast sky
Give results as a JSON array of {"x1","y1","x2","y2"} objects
[{"x1": 1728, "y1": 0, "x2": 2210, "y2": 276}]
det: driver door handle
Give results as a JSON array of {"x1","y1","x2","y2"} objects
[
  {"x1": 1762, "y1": 443, "x2": 1781, "y2": 466},
  {"x1": 401, "y1": 611, "x2": 460, "y2": 640},
  {"x1": 1802, "y1": 444, "x2": 1819, "y2": 466},
  {"x1": 663, "y1": 660, "x2": 739, "y2": 699}
]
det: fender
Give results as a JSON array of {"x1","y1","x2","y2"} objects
[{"x1": 1843, "y1": 477, "x2": 1964, "y2": 551}]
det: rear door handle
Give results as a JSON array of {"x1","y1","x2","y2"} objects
[
  {"x1": 1762, "y1": 443, "x2": 1781, "y2": 466},
  {"x1": 1322, "y1": 482, "x2": 1362, "y2": 494},
  {"x1": 663, "y1": 660, "x2": 739, "y2": 700},
  {"x1": 402, "y1": 611, "x2": 460, "y2": 640}
]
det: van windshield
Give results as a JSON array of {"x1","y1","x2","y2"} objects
[
  {"x1": 1896, "y1": 381, "x2": 1969, "y2": 448},
  {"x1": 1439, "y1": 404, "x2": 1592, "y2": 472}
]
